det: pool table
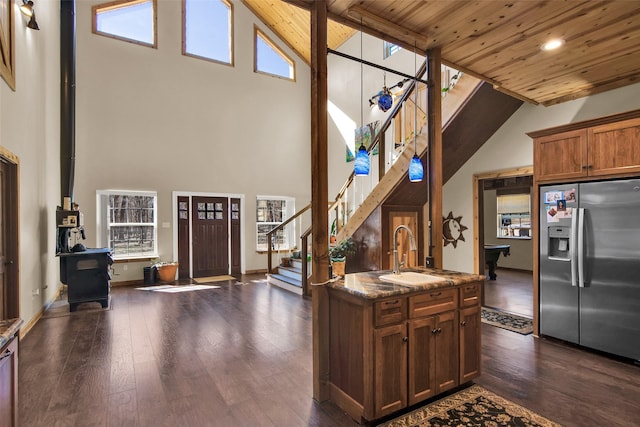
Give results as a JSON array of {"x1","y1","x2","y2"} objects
[{"x1": 484, "y1": 244, "x2": 510, "y2": 280}]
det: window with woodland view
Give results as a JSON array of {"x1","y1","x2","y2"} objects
[
  {"x1": 93, "y1": 0, "x2": 157, "y2": 47},
  {"x1": 97, "y1": 191, "x2": 158, "y2": 259},
  {"x1": 256, "y1": 196, "x2": 295, "y2": 251},
  {"x1": 183, "y1": 0, "x2": 233, "y2": 65}
]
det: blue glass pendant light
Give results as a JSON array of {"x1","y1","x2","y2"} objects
[
  {"x1": 354, "y1": 22, "x2": 370, "y2": 177},
  {"x1": 378, "y1": 89, "x2": 393, "y2": 112},
  {"x1": 378, "y1": 73, "x2": 393, "y2": 112},
  {"x1": 409, "y1": 154, "x2": 424, "y2": 182},
  {"x1": 409, "y1": 44, "x2": 423, "y2": 182},
  {"x1": 354, "y1": 144, "x2": 370, "y2": 176}
]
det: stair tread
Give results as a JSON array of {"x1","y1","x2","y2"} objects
[
  {"x1": 279, "y1": 265, "x2": 303, "y2": 273},
  {"x1": 269, "y1": 273, "x2": 302, "y2": 287}
]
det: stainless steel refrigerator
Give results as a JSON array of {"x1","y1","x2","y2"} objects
[{"x1": 540, "y1": 178, "x2": 640, "y2": 361}]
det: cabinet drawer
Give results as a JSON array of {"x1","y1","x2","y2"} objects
[
  {"x1": 409, "y1": 289, "x2": 457, "y2": 318},
  {"x1": 374, "y1": 297, "x2": 406, "y2": 327},
  {"x1": 460, "y1": 283, "x2": 481, "y2": 307}
]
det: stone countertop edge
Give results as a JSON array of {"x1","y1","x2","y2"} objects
[
  {"x1": 326, "y1": 268, "x2": 485, "y2": 300},
  {"x1": 0, "y1": 318, "x2": 23, "y2": 349}
]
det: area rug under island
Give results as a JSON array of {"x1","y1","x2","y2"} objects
[{"x1": 379, "y1": 384, "x2": 561, "y2": 427}]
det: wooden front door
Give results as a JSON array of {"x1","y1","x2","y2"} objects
[{"x1": 192, "y1": 197, "x2": 228, "y2": 277}]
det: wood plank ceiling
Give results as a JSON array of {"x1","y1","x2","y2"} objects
[{"x1": 244, "y1": 0, "x2": 640, "y2": 106}]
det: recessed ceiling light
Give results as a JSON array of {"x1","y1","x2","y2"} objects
[{"x1": 541, "y1": 39, "x2": 564, "y2": 51}]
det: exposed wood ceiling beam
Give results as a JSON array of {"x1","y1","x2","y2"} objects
[{"x1": 346, "y1": 6, "x2": 428, "y2": 49}]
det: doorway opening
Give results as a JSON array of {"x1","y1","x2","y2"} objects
[
  {"x1": 473, "y1": 167, "x2": 533, "y2": 318},
  {"x1": 174, "y1": 192, "x2": 244, "y2": 279},
  {"x1": 0, "y1": 148, "x2": 19, "y2": 320}
]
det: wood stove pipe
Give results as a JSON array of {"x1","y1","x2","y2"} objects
[{"x1": 60, "y1": 0, "x2": 76, "y2": 206}]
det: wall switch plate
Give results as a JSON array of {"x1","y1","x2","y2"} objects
[{"x1": 425, "y1": 256, "x2": 434, "y2": 268}]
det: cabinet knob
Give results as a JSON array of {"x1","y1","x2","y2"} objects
[
  {"x1": 402, "y1": 336, "x2": 408, "y2": 343},
  {"x1": 437, "y1": 328, "x2": 442, "y2": 334},
  {"x1": 431, "y1": 329, "x2": 438, "y2": 334},
  {"x1": 461, "y1": 320, "x2": 467, "y2": 326}
]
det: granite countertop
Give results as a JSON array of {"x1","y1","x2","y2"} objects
[
  {"x1": 0, "y1": 318, "x2": 23, "y2": 349},
  {"x1": 326, "y1": 268, "x2": 485, "y2": 300}
]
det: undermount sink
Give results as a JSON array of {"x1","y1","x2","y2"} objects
[{"x1": 378, "y1": 272, "x2": 445, "y2": 286}]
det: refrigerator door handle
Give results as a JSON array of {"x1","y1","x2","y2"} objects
[
  {"x1": 577, "y1": 208, "x2": 585, "y2": 287},
  {"x1": 570, "y1": 207, "x2": 578, "y2": 287}
]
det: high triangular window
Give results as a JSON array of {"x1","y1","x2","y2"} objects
[
  {"x1": 93, "y1": 0, "x2": 157, "y2": 48},
  {"x1": 183, "y1": 0, "x2": 233, "y2": 65},
  {"x1": 254, "y1": 27, "x2": 295, "y2": 81}
]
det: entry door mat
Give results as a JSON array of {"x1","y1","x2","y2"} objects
[
  {"x1": 193, "y1": 275, "x2": 236, "y2": 283},
  {"x1": 481, "y1": 306, "x2": 534, "y2": 335},
  {"x1": 379, "y1": 384, "x2": 561, "y2": 427},
  {"x1": 136, "y1": 284, "x2": 221, "y2": 293}
]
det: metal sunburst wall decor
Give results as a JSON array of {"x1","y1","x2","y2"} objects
[{"x1": 443, "y1": 211, "x2": 468, "y2": 248}]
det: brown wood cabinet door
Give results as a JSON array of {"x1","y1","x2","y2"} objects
[
  {"x1": 459, "y1": 305, "x2": 481, "y2": 383},
  {"x1": 0, "y1": 337, "x2": 18, "y2": 426},
  {"x1": 588, "y1": 117, "x2": 640, "y2": 177},
  {"x1": 434, "y1": 310, "x2": 458, "y2": 394},
  {"x1": 374, "y1": 323, "x2": 407, "y2": 418},
  {"x1": 408, "y1": 316, "x2": 436, "y2": 405},
  {"x1": 192, "y1": 197, "x2": 228, "y2": 277},
  {"x1": 534, "y1": 129, "x2": 588, "y2": 182}
]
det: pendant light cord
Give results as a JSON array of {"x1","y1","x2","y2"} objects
[
  {"x1": 360, "y1": 18, "x2": 363, "y2": 131},
  {"x1": 414, "y1": 43, "x2": 418, "y2": 155}
]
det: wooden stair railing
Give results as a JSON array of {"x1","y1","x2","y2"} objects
[
  {"x1": 300, "y1": 226, "x2": 312, "y2": 296},
  {"x1": 266, "y1": 203, "x2": 311, "y2": 274},
  {"x1": 330, "y1": 61, "x2": 428, "y2": 238},
  {"x1": 334, "y1": 72, "x2": 483, "y2": 242},
  {"x1": 266, "y1": 65, "x2": 482, "y2": 296}
]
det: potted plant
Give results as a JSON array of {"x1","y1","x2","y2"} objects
[
  {"x1": 329, "y1": 237, "x2": 356, "y2": 276},
  {"x1": 154, "y1": 261, "x2": 179, "y2": 282}
]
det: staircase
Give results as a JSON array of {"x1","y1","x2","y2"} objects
[
  {"x1": 266, "y1": 64, "x2": 524, "y2": 295},
  {"x1": 267, "y1": 257, "x2": 308, "y2": 295}
]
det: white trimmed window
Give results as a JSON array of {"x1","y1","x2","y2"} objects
[
  {"x1": 97, "y1": 190, "x2": 158, "y2": 259},
  {"x1": 92, "y1": 0, "x2": 157, "y2": 48},
  {"x1": 497, "y1": 193, "x2": 531, "y2": 238},
  {"x1": 254, "y1": 27, "x2": 295, "y2": 81},
  {"x1": 383, "y1": 41, "x2": 400, "y2": 59},
  {"x1": 183, "y1": 0, "x2": 233, "y2": 65},
  {"x1": 256, "y1": 196, "x2": 295, "y2": 251}
]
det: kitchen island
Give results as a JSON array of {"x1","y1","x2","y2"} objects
[{"x1": 325, "y1": 268, "x2": 484, "y2": 423}]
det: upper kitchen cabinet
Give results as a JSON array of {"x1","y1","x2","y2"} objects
[
  {"x1": 532, "y1": 129, "x2": 588, "y2": 182},
  {"x1": 529, "y1": 111, "x2": 640, "y2": 183},
  {"x1": 588, "y1": 118, "x2": 640, "y2": 177}
]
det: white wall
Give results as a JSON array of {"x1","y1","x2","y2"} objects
[
  {"x1": 443, "y1": 82, "x2": 640, "y2": 273},
  {"x1": 0, "y1": 2, "x2": 60, "y2": 326},
  {"x1": 74, "y1": 1, "x2": 311, "y2": 278},
  {"x1": 483, "y1": 189, "x2": 532, "y2": 271}
]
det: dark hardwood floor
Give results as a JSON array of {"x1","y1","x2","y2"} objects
[
  {"x1": 483, "y1": 268, "x2": 533, "y2": 317},
  {"x1": 19, "y1": 274, "x2": 640, "y2": 426}
]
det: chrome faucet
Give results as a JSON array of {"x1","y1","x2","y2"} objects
[{"x1": 393, "y1": 225, "x2": 417, "y2": 274}]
